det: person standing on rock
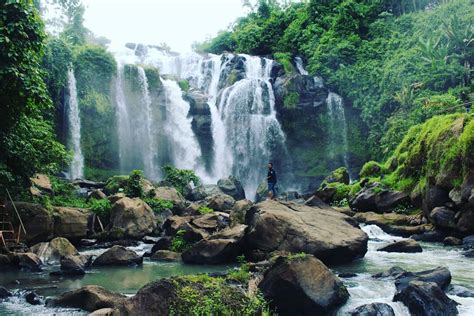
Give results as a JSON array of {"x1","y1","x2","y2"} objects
[{"x1": 267, "y1": 162, "x2": 277, "y2": 200}]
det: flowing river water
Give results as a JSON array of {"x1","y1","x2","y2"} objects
[{"x1": 1, "y1": 225, "x2": 473, "y2": 315}]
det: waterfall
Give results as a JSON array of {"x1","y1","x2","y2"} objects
[
  {"x1": 114, "y1": 65, "x2": 133, "y2": 174},
  {"x1": 160, "y1": 78, "x2": 202, "y2": 171},
  {"x1": 136, "y1": 67, "x2": 158, "y2": 180},
  {"x1": 326, "y1": 92, "x2": 350, "y2": 171},
  {"x1": 66, "y1": 68, "x2": 84, "y2": 180},
  {"x1": 218, "y1": 55, "x2": 287, "y2": 196}
]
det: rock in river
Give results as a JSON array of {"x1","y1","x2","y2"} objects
[
  {"x1": 92, "y1": 245, "x2": 142, "y2": 266},
  {"x1": 258, "y1": 255, "x2": 349, "y2": 315},
  {"x1": 377, "y1": 239, "x2": 422, "y2": 253},
  {"x1": 245, "y1": 200, "x2": 368, "y2": 264}
]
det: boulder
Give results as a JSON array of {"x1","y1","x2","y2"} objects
[
  {"x1": 12, "y1": 252, "x2": 42, "y2": 271},
  {"x1": 443, "y1": 236, "x2": 462, "y2": 246},
  {"x1": 429, "y1": 207, "x2": 456, "y2": 229},
  {"x1": 150, "y1": 237, "x2": 172, "y2": 253},
  {"x1": 108, "y1": 198, "x2": 156, "y2": 239},
  {"x1": 322, "y1": 167, "x2": 350, "y2": 185},
  {"x1": 411, "y1": 231, "x2": 446, "y2": 242},
  {"x1": 204, "y1": 193, "x2": 235, "y2": 212},
  {"x1": 24, "y1": 290, "x2": 42, "y2": 305},
  {"x1": 89, "y1": 189, "x2": 107, "y2": 200},
  {"x1": 372, "y1": 266, "x2": 407, "y2": 279},
  {"x1": 315, "y1": 186, "x2": 337, "y2": 203},
  {"x1": 163, "y1": 216, "x2": 209, "y2": 242},
  {"x1": 72, "y1": 179, "x2": 105, "y2": 190},
  {"x1": 393, "y1": 281, "x2": 458, "y2": 316},
  {"x1": 394, "y1": 267, "x2": 452, "y2": 291},
  {"x1": 448, "y1": 285, "x2": 474, "y2": 298},
  {"x1": 60, "y1": 255, "x2": 91, "y2": 275},
  {"x1": 230, "y1": 199, "x2": 253, "y2": 226},
  {"x1": 150, "y1": 250, "x2": 181, "y2": 262},
  {"x1": 191, "y1": 212, "x2": 229, "y2": 232},
  {"x1": 377, "y1": 239, "x2": 422, "y2": 253},
  {"x1": 0, "y1": 254, "x2": 12, "y2": 267},
  {"x1": 52, "y1": 207, "x2": 91, "y2": 240},
  {"x1": 0, "y1": 287, "x2": 12, "y2": 299},
  {"x1": 188, "y1": 184, "x2": 222, "y2": 201},
  {"x1": 30, "y1": 174, "x2": 53, "y2": 196},
  {"x1": 48, "y1": 285, "x2": 126, "y2": 312},
  {"x1": 182, "y1": 225, "x2": 247, "y2": 264},
  {"x1": 255, "y1": 181, "x2": 269, "y2": 202},
  {"x1": 258, "y1": 256, "x2": 349, "y2": 315},
  {"x1": 351, "y1": 187, "x2": 409, "y2": 213},
  {"x1": 463, "y1": 235, "x2": 474, "y2": 247},
  {"x1": 349, "y1": 303, "x2": 395, "y2": 316},
  {"x1": 217, "y1": 176, "x2": 246, "y2": 200},
  {"x1": 245, "y1": 200, "x2": 368, "y2": 264},
  {"x1": 456, "y1": 209, "x2": 474, "y2": 233},
  {"x1": 153, "y1": 187, "x2": 186, "y2": 213},
  {"x1": 304, "y1": 195, "x2": 330, "y2": 208},
  {"x1": 89, "y1": 308, "x2": 120, "y2": 316},
  {"x1": 30, "y1": 237, "x2": 78, "y2": 264},
  {"x1": 422, "y1": 185, "x2": 451, "y2": 216},
  {"x1": 92, "y1": 246, "x2": 142, "y2": 266},
  {"x1": 5, "y1": 202, "x2": 53, "y2": 244}
]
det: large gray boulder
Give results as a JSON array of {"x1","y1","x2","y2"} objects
[
  {"x1": 393, "y1": 281, "x2": 458, "y2": 316},
  {"x1": 153, "y1": 187, "x2": 186, "y2": 214},
  {"x1": 48, "y1": 285, "x2": 126, "y2": 312},
  {"x1": 259, "y1": 255, "x2": 349, "y2": 315},
  {"x1": 108, "y1": 198, "x2": 156, "y2": 239},
  {"x1": 204, "y1": 193, "x2": 235, "y2": 212},
  {"x1": 5, "y1": 202, "x2": 53, "y2": 244},
  {"x1": 349, "y1": 303, "x2": 395, "y2": 316},
  {"x1": 92, "y1": 246, "x2": 142, "y2": 266},
  {"x1": 217, "y1": 176, "x2": 246, "y2": 200},
  {"x1": 52, "y1": 207, "x2": 92, "y2": 240},
  {"x1": 245, "y1": 200, "x2": 368, "y2": 264},
  {"x1": 377, "y1": 239, "x2": 422, "y2": 253},
  {"x1": 429, "y1": 207, "x2": 456, "y2": 229},
  {"x1": 30, "y1": 237, "x2": 78, "y2": 264},
  {"x1": 182, "y1": 225, "x2": 247, "y2": 264},
  {"x1": 350, "y1": 186, "x2": 409, "y2": 213}
]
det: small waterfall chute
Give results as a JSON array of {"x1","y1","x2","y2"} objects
[
  {"x1": 326, "y1": 92, "x2": 350, "y2": 172},
  {"x1": 66, "y1": 67, "x2": 84, "y2": 180}
]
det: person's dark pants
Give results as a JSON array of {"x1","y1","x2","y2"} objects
[{"x1": 268, "y1": 182, "x2": 277, "y2": 197}]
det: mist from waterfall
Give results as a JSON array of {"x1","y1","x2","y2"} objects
[{"x1": 66, "y1": 68, "x2": 84, "y2": 180}]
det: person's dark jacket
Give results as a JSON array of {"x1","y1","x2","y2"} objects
[{"x1": 267, "y1": 169, "x2": 277, "y2": 183}]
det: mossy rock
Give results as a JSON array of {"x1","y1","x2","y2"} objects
[{"x1": 104, "y1": 176, "x2": 129, "y2": 195}]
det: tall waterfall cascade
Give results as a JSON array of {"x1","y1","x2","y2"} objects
[
  {"x1": 66, "y1": 68, "x2": 84, "y2": 180},
  {"x1": 110, "y1": 44, "x2": 290, "y2": 196}
]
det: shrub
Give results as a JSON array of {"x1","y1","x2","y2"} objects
[
  {"x1": 125, "y1": 170, "x2": 144, "y2": 198},
  {"x1": 170, "y1": 229, "x2": 190, "y2": 252},
  {"x1": 162, "y1": 165, "x2": 200, "y2": 195},
  {"x1": 178, "y1": 79, "x2": 190, "y2": 92},
  {"x1": 89, "y1": 198, "x2": 112, "y2": 221},
  {"x1": 283, "y1": 92, "x2": 300, "y2": 109},
  {"x1": 144, "y1": 198, "x2": 174, "y2": 214},
  {"x1": 359, "y1": 161, "x2": 385, "y2": 178},
  {"x1": 104, "y1": 175, "x2": 129, "y2": 194}
]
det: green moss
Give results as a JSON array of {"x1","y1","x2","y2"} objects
[
  {"x1": 287, "y1": 252, "x2": 308, "y2": 261},
  {"x1": 227, "y1": 264, "x2": 250, "y2": 283},
  {"x1": 170, "y1": 275, "x2": 268, "y2": 316},
  {"x1": 144, "y1": 66, "x2": 161, "y2": 91},
  {"x1": 178, "y1": 79, "x2": 190, "y2": 92},
  {"x1": 170, "y1": 229, "x2": 191, "y2": 252},
  {"x1": 197, "y1": 205, "x2": 213, "y2": 215},
  {"x1": 359, "y1": 161, "x2": 386, "y2": 178},
  {"x1": 144, "y1": 198, "x2": 174, "y2": 214},
  {"x1": 283, "y1": 92, "x2": 300, "y2": 109}
]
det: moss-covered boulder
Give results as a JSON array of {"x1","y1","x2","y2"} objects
[{"x1": 121, "y1": 274, "x2": 267, "y2": 315}]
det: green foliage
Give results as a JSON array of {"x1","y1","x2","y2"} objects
[
  {"x1": 89, "y1": 198, "x2": 112, "y2": 221},
  {"x1": 0, "y1": 1, "x2": 68, "y2": 192},
  {"x1": 178, "y1": 79, "x2": 190, "y2": 92},
  {"x1": 227, "y1": 264, "x2": 250, "y2": 284},
  {"x1": 360, "y1": 161, "x2": 386, "y2": 178},
  {"x1": 283, "y1": 92, "x2": 300, "y2": 109},
  {"x1": 274, "y1": 52, "x2": 294, "y2": 74},
  {"x1": 104, "y1": 175, "x2": 129, "y2": 194},
  {"x1": 170, "y1": 275, "x2": 268, "y2": 316},
  {"x1": 199, "y1": 0, "x2": 474, "y2": 161},
  {"x1": 84, "y1": 167, "x2": 120, "y2": 182},
  {"x1": 162, "y1": 165, "x2": 200, "y2": 195},
  {"x1": 125, "y1": 170, "x2": 144, "y2": 198},
  {"x1": 170, "y1": 229, "x2": 190, "y2": 253},
  {"x1": 197, "y1": 205, "x2": 213, "y2": 215},
  {"x1": 144, "y1": 198, "x2": 174, "y2": 214},
  {"x1": 287, "y1": 252, "x2": 307, "y2": 261}
]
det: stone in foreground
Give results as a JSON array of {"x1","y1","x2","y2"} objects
[
  {"x1": 245, "y1": 200, "x2": 368, "y2": 264},
  {"x1": 92, "y1": 245, "x2": 142, "y2": 266},
  {"x1": 377, "y1": 239, "x2": 422, "y2": 253},
  {"x1": 349, "y1": 303, "x2": 395, "y2": 316},
  {"x1": 258, "y1": 255, "x2": 349, "y2": 315}
]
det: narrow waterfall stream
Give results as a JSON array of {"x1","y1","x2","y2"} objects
[
  {"x1": 160, "y1": 78, "x2": 202, "y2": 171},
  {"x1": 326, "y1": 92, "x2": 350, "y2": 172},
  {"x1": 66, "y1": 68, "x2": 84, "y2": 180}
]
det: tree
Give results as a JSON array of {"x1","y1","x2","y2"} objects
[{"x1": 0, "y1": 0, "x2": 68, "y2": 192}]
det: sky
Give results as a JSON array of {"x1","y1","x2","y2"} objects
[{"x1": 82, "y1": 0, "x2": 248, "y2": 52}]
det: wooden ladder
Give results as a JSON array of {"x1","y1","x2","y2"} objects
[{"x1": 0, "y1": 204, "x2": 19, "y2": 248}]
